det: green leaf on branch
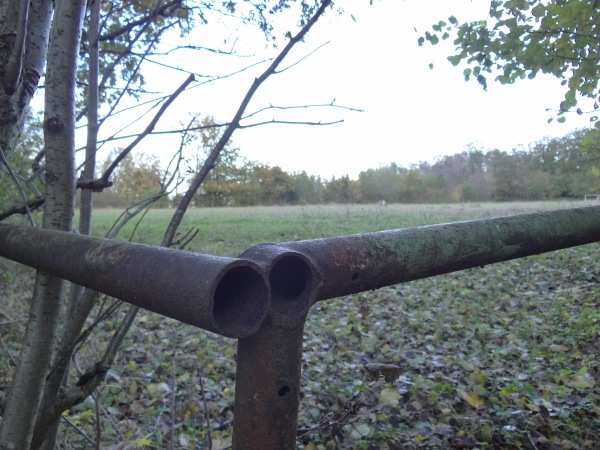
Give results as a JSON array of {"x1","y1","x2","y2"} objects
[
  {"x1": 448, "y1": 55, "x2": 462, "y2": 66},
  {"x1": 463, "y1": 68, "x2": 472, "y2": 80},
  {"x1": 423, "y1": 0, "x2": 600, "y2": 118}
]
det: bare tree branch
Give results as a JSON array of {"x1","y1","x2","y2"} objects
[
  {"x1": 275, "y1": 41, "x2": 330, "y2": 74},
  {"x1": 98, "y1": 0, "x2": 183, "y2": 42},
  {"x1": 162, "y1": 0, "x2": 334, "y2": 247},
  {"x1": 76, "y1": 16, "x2": 169, "y2": 122},
  {"x1": 239, "y1": 118, "x2": 344, "y2": 129},
  {"x1": 242, "y1": 100, "x2": 363, "y2": 120},
  {"x1": 77, "y1": 73, "x2": 195, "y2": 192},
  {"x1": 0, "y1": 195, "x2": 45, "y2": 221},
  {"x1": 0, "y1": 146, "x2": 35, "y2": 226},
  {"x1": 85, "y1": 56, "x2": 270, "y2": 136}
]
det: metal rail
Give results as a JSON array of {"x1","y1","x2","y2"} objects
[
  {"x1": 230, "y1": 205, "x2": 600, "y2": 448},
  {"x1": 0, "y1": 224, "x2": 269, "y2": 338},
  {"x1": 1, "y1": 205, "x2": 599, "y2": 448},
  {"x1": 270, "y1": 205, "x2": 600, "y2": 301}
]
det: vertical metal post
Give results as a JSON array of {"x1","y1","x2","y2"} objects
[
  {"x1": 233, "y1": 245, "x2": 321, "y2": 449},
  {"x1": 233, "y1": 318, "x2": 306, "y2": 449}
]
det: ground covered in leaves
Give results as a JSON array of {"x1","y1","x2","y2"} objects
[
  {"x1": 299, "y1": 244, "x2": 599, "y2": 450},
  {"x1": 55, "y1": 243, "x2": 599, "y2": 449},
  {"x1": 1, "y1": 203, "x2": 599, "y2": 449}
]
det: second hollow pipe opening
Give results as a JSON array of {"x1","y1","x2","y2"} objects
[
  {"x1": 240, "y1": 244, "x2": 321, "y2": 328},
  {"x1": 269, "y1": 255, "x2": 311, "y2": 316}
]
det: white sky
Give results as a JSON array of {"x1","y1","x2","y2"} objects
[{"x1": 98, "y1": 0, "x2": 594, "y2": 180}]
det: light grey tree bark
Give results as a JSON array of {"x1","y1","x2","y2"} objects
[
  {"x1": 0, "y1": 0, "x2": 53, "y2": 164},
  {"x1": 0, "y1": 0, "x2": 87, "y2": 447},
  {"x1": 34, "y1": 1, "x2": 101, "y2": 446}
]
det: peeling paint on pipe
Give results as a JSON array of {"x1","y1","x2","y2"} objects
[
  {"x1": 274, "y1": 205, "x2": 600, "y2": 301},
  {"x1": 0, "y1": 224, "x2": 269, "y2": 338}
]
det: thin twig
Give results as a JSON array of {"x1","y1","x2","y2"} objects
[
  {"x1": 0, "y1": 146, "x2": 35, "y2": 226},
  {"x1": 61, "y1": 415, "x2": 96, "y2": 446},
  {"x1": 239, "y1": 118, "x2": 344, "y2": 129},
  {"x1": 198, "y1": 365, "x2": 213, "y2": 450},
  {"x1": 244, "y1": 100, "x2": 364, "y2": 120},
  {"x1": 88, "y1": 99, "x2": 359, "y2": 143},
  {"x1": 127, "y1": 207, "x2": 151, "y2": 242},
  {"x1": 77, "y1": 73, "x2": 195, "y2": 192},
  {"x1": 75, "y1": 57, "x2": 269, "y2": 140},
  {"x1": 275, "y1": 41, "x2": 331, "y2": 74},
  {"x1": 101, "y1": 73, "x2": 195, "y2": 178},
  {"x1": 176, "y1": 228, "x2": 199, "y2": 250},
  {"x1": 46, "y1": 299, "x2": 122, "y2": 383},
  {"x1": 162, "y1": 0, "x2": 334, "y2": 247}
]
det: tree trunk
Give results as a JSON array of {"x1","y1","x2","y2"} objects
[
  {"x1": 0, "y1": 0, "x2": 86, "y2": 447},
  {"x1": 0, "y1": 0, "x2": 52, "y2": 162},
  {"x1": 34, "y1": 1, "x2": 102, "y2": 445}
]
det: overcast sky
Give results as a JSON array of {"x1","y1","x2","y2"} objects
[{"x1": 101, "y1": 0, "x2": 594, "y2": 180}]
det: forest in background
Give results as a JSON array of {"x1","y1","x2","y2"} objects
[
  {"x1": 2, "y1": 117, "x2": 598, "y2": 211},
  {"x1": 94, "y1": 126, "x2": 599, "y2": 208}
]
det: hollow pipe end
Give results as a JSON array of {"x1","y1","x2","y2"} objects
[
  {"x1": 240, "y1": 244, "x2": 322, "y2": 328},
  {"x1": 211, "y1": 259, "x2": 270, "y2": 338}
]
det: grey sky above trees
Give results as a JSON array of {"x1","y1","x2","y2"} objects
[{"x1": 86, "y1": 0, "x2": 595, "y2": 180}]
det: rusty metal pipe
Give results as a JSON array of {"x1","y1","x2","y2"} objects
[
  {"x1": 233, "y1": 246, "x2": 320, "y2": 449},
  {"x1": 239, "y1": 244, "x2": 322, "y2": 328},
  {"x1": 0, "y1": 224, "x2": 269, "y2": 338},
  {"x1": 233, "y1": 318, "x2": 306, "y2": 450},
  {"x1": 230, "y1": 205, "x2": 600, "y2": 448},
  {"x1": 271, "y1": 205, "x2": 600, "y2": 301}
]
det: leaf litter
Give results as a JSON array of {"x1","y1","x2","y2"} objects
[{"x1": 11, "y1": 237, "x2": 598, "y2": 449}]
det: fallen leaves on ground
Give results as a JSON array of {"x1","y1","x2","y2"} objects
[{"x1": 16, "y1": 243, "x2": 600, "y2": 449}]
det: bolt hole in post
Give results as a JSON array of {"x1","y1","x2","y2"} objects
[
  {"x1": 351, "y1": 272, "x2": 359, "y2": 281},
  {"x1": 278, "y1": 386, "x2": 290, "y2": 396}
]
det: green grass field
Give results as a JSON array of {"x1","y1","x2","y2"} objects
[
  {"x1": 2, "y1": 201, "x2": 599, "y2": 449},
  {"x1": 84, "y1": 201, "x2": 587, "y2": 256}
]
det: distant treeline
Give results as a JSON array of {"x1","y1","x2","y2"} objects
[{"x1": 96, "y1": 128, "x2": 599, "y2": 208}]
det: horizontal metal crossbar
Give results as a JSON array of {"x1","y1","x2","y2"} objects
[
  {"x1": 266, "y1": 205, "x2": 600, "y2": 303},
  {"x1": 0, "y1": 224, "x2": 269, "y2": 338}
]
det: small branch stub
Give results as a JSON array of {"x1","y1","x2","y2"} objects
[{"x1": 44, "y1": 117, "x2": 63, "y2": 134}]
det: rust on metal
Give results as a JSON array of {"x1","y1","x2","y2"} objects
[
  {"x1": 229, "y1": 205, "x2": 600, "y2": 449},
  {"x1": 2, "y1": 206, "x2": 600, "y2": 449},
  {"x1": 0, "y1": 224, "x2": 269, "y2": 338},
  {"x1": 270, "y1": 205, "x2": 600, "y2": 301},
  {"x1": 233, "y1": 318, "x2": 305, "y2": 450},
  {"x1": 233, "y1": 246, "x2": 320, "y2": 449},
  {"x1": 240, "y1": 243, "x2": 322, "y2": 328}
]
